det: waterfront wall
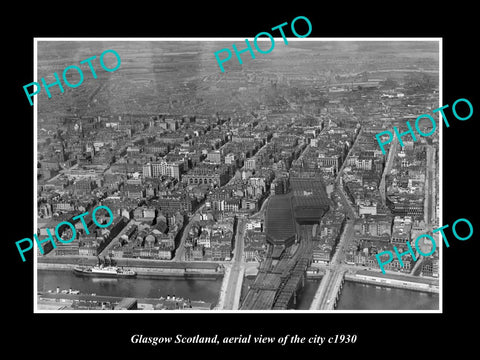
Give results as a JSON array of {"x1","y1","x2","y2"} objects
[
  {"x1": 344, "y1": 273, "x2": 439, "y2": 294},
  {"x1": 305, "y1": 268, "x2": 438, "y2": 294},
  {"x1": 37, "y1": 262, "x2": 224, "y2": 280},
  {"x1": 38, "y1": 255, "x2": 223, "y2": 269},
  {"x1": 38, "y1": 263, "x2": 73, "y2": 271}
]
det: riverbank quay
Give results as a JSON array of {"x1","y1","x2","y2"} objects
[
  {"x1": 37, "y1": 256, "x2": 224, "y2": 280},
  {"x1": 344, "y1": 270, "x2": 439, "y2": 294},
  {"x1": 305, "y1": 266, "x2": 438, "y2": 294},
  {"x1": 37, "y1": 292, "x2": 212, "y2": 310}
]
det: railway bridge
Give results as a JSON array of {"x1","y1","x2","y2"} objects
[
  {"x1": 241, "y1": 182, "x2": 330, "y2": 310},
  {"x1": 240, "y1": 224, "x2": 315, "y2": 310}
]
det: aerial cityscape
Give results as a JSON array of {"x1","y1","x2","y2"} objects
[{"x1": 35, "y1": 39, "x2": 440, "y2": 311}]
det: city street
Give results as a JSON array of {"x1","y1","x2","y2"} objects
[
  {"x1": 310, "y1": 220, "x2": 353, "y2": 309},
  {"x1": 218, "y1": 217, "x2": 247, "y2": 310},
  {"x1": 173, "y1": 204, "x2": 206, "y2": 261}
]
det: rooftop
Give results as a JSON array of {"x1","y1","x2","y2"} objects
[{"x1": 265, "y1": 194, "x2": 296, "y2": 245}]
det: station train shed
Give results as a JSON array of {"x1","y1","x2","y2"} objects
[{"x1": 265, "y1": 177, "x2": 330, "y2": 258}]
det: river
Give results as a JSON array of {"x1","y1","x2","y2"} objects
[
  {"x1": 288, "y1": 279, "x2": 438, "y2": 310},
  {"x1": 38, "y1": 271, "x2": 439, "y2": 310},
  {"x1": 335, "y1": 280, "x2": 439, "y2": 310},
  {"x1": 37, "y1": 270, "x2": 223, "y2": 306}
]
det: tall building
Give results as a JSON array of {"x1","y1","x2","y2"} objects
[
  {"x1": 207, "y1": 151, "x2": 222, "y2": 164},
  {"x1": 245, "y1": 158, "x2": 256, "y2": 170},
  {"x1": 74, "y1": 180, "x2": 95, "y2": 196},
  {"x1": 143, "y1": 161, "x2": 183, "y2": 180},
  {"x1": 182, "y1": 166, "x2": 229, "y2": 187}
]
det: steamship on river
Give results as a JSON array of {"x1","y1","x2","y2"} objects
[{"x1": 73, "y1": 264, "x2": 137, "y2": 278}]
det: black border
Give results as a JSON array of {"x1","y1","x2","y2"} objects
[{"x1": 6, "y1": 5, "x2": 478, "y2": 355}]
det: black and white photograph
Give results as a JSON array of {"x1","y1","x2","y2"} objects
[{"x1": 33, "y1": 39, "x2": 441, "y2": 313}]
